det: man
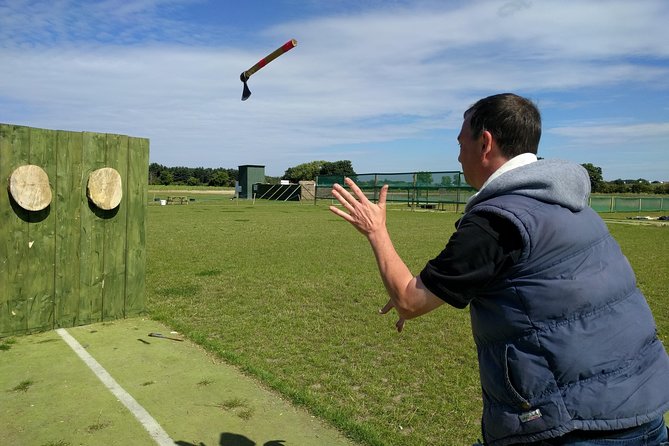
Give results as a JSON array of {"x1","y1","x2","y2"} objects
[{"x1": 330, "y1": 93, "x2": 669, "y2": 445}]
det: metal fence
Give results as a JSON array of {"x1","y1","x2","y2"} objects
[
  {"x1": 317, "y1": 172, "x2": 668, "y2": 214},
  {"x1": 316, "y1": 171, "x2": 476, "y2": 211},
  {"x1": 590, "y1": 196, "x2": 668, "y2": 212}
]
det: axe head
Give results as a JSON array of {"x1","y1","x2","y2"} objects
[{"x1": 240, "y1": 72, "x2": 252, "y2": 101}]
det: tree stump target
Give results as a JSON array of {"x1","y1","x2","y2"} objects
[
  {"x1": 87, "y1": 167, "x2": 123, "y2": 210},
  {"x1": 8, "y1": 164, "x2": 52, "y2": 211}
]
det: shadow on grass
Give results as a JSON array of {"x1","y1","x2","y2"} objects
[{"x1": 176, "y1": 433, "x2": 285, "y2": 445}]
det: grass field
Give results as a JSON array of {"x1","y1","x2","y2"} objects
[{"x1": 145, "y1": 196, "x2": 669, "y2": 446}]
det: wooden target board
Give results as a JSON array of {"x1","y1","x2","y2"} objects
[{"x1": 0, "y1": 124, "x2": 149, "y2": 336}]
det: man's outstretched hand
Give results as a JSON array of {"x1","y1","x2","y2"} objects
[
  {"x1": 330, "y1": 178, "x2": 407, "y2": 332},
  {"x1": 329, "y1": 177, "x2": 389, "y2": 238}
]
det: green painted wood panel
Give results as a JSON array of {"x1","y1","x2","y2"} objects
[
  {"x1": 0, "y1": 125, "x2": 17, "y2": 336},
  {"x1": 55, "y1": 131, "x2": 83, "y2": 328},
  {"x1": 125, "y1": 136, "x2": 149, "y2": 316},
  {"x1": 101, "y1": 133, "x2": 129, "y2": 321},
  {"x1": 4, "y1": 126, "x2": 32, "y2": 335},
  {"x1": 78, "y1": 132, "x2": 107, "y2": 326},
  {"x1": 25, "y1": 128, "x2": 57, "y2": 333}
]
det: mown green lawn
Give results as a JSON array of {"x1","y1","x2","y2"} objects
[{"x1": 146, "y1": 199, "x2": 669, "y2": 446}]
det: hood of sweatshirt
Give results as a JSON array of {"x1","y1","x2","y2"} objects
[{"x1": 465, "y1": 159, "x2": 591, "y2": 213}]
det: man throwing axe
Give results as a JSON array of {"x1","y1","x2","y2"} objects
[{"x1": 330, "y1": 93, "x2": 669, "y2": 445}]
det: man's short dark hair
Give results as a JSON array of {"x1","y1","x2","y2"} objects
[{"x1": 465, "y1": 93, "x2": 542, "y2": 157}]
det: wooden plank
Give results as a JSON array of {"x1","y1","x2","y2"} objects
[
  {"x1": 1, "y1": 125, "x2": 32, "y2": 335},
  {"x1": 0, "y1": 124, "x2": 17, "y2": 336},
  {"x1": 25, "y1": 127, "x2": 57, "y2": 333},
  {"x1": 54, "y1": 130, "x2": 83, "y2": 328},
  {"x1": 101, "y1": 133, "x2": 128, "y2": 321},
  {"x1": 124, "y1": 136, "x2": 149, "y2": 316},
  {"x1": 78, "y1": 132, "x2": 106, "y2": 325},
  {"x1": 2, "y1": 126, "x2": 33, "y2": 334}
]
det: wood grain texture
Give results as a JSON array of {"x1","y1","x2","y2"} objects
[
  {"x1": 8, "y1": 164, "x2": 52, "y2": 211},
  {"x1": 87, "y1": 167, "x2": 122, "y2": 210}
]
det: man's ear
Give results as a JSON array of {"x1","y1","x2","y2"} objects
[{"x1": 480, "y1": 130, "x2": 494, "y2": 159}]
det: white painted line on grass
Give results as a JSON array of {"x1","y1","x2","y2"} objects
[{"x1": 56, "y1": 328, "x2": 175, "y2": 446}]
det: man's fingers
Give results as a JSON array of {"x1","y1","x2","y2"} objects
[
  {"x1": 332, "y1": 183, "x2": 352, "y2": 203},
  {"x1": 344, "y1": 177, "x2": 371, "y2": 204},
  {"x1": 378, "y1": 184, "x2": 389, "y2": 207},
  {"x1": 331, "y1": 185, "x2": 356, "y2": 212},
  {"x1": 379, "y1": 301, "x2": 406, "y2": 332},
  {"x1": 329, "y1": 205, "x2": 353, "y2": 222},
  {"x1": 379, "y1": 300, "x2": 394, "y2": 314}
]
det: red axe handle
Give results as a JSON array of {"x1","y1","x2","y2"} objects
[{"x1": 241, "y1": 39, "x2": 298, "y2": 81}]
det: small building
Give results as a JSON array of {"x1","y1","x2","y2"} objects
[{"x1": 238, "y1": 165, "x2": 265, "y2": 199}]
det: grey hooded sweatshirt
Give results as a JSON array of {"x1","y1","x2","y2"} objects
[{"x1": 460, "y1": 159, "x2": 669, "y2": 445}]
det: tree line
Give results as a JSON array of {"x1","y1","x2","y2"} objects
[
  {"x1": 149, "y1": 161, "x2": 667, "y2": 194},
  {"x1": 581, "y1": 163, "x2": 669, "y2": 194},
  {"x1": 148, "y1": 160, "x2": 356, "y2": 187},
  {"x1": 149, "y1": 163, "x2": 240, "y2": 186}
]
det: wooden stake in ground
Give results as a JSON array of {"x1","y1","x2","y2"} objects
[{"x1": 9, "y1": 164, "x2": 52, "y2": 211}]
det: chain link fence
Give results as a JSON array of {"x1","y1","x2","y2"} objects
[
  {"x1": 316, "y1": 171, "x2": 476, "y2": 211},
  {"x1": 317, "y1": 172, "x2": 668, "y2": 214},
  {"x1": 590, "y1": 196, "x2": 668, "y2": 212}
]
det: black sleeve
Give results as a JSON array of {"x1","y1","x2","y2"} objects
[{"x1": 419, "y1": 212, "x2": 523, "y2": 308}]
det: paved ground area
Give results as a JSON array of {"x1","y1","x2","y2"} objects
[{"x1": 1, "y1": 318, "x2": 359, "y2": 446}]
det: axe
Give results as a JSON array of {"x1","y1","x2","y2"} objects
[{"x1": 240, "y1": 39, "x2": 297, "y2": 101}]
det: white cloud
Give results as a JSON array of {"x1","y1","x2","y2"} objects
[
  {"x1": 549, "y1": 122, "x2": 669, "y2": 144},
  {"x1": 0, "y1": 0, "x2": 668, "y2": 178}
]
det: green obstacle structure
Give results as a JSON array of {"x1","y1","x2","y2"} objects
[{"x1": 0, "y1": 124, "x2": 149, "y2": 336}]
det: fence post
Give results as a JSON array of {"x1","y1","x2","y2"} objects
[
  {"x1": 412, "y1": 173, "x2": 417, "y2": 211},
  {"x1": 455, "y1": 173, "x2": 461, "y2": 213}
]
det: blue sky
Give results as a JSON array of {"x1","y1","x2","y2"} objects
[{"x1": 1, "y1": 0, "x2": 668, "y2": 180}]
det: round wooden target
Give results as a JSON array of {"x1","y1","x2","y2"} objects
[
  {"x1": 9, "y1": 164, "x2": 52, "y2": 211},
  {"x1": 87, "y1": 167, "x2": 123, "y2": 210}
]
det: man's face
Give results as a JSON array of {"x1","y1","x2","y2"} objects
[{"x1": 457, "y1": 114, "x2": 482, "y2": 189}]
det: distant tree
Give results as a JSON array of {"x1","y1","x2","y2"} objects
[
  {"x1": 581, "y1": 163, "x2": 604, "y2": 193},
  {"x1": 149, "y1": 162, "x2": 167, "y2": 185},
  {"x1": 191, "y1": 167, "x2": 212, "y2": 184},
  {"x1": 172, "y1": 166, "x2": 191, "y2": 184},
  {"x1": 283, "y1": 161, "x2": 326, "y2": 183},
  {"x1": 148, "y1": 164, "x2": 238, "y2": 187},
  {"x1": 629, "y1": 181, "x2": 652, "y2": 194},
  {"x1": 159, "y1": 170, "x2": 174, "y2": 185},
  {"x1": 609, "y1": 179, "x2": 629, "y2": 194},
  {"x1": 320, "y1": 160, "x2": 356, "y2": 177},
  {"x1": 596, "y1": 181, "x2": 614, "y2": 194},
  {"x1": 208, "y1": 170, "x2": 229, "y2": 187},
  {"x1": 226, "y1": 168, "x2": 239, "y2": 185},
  {"x1": 283, "y1": 160, "x2": 357, "y2": 183},
  {"x1": 416, "y1": 171, "x2": 433, "y2": 186}
]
